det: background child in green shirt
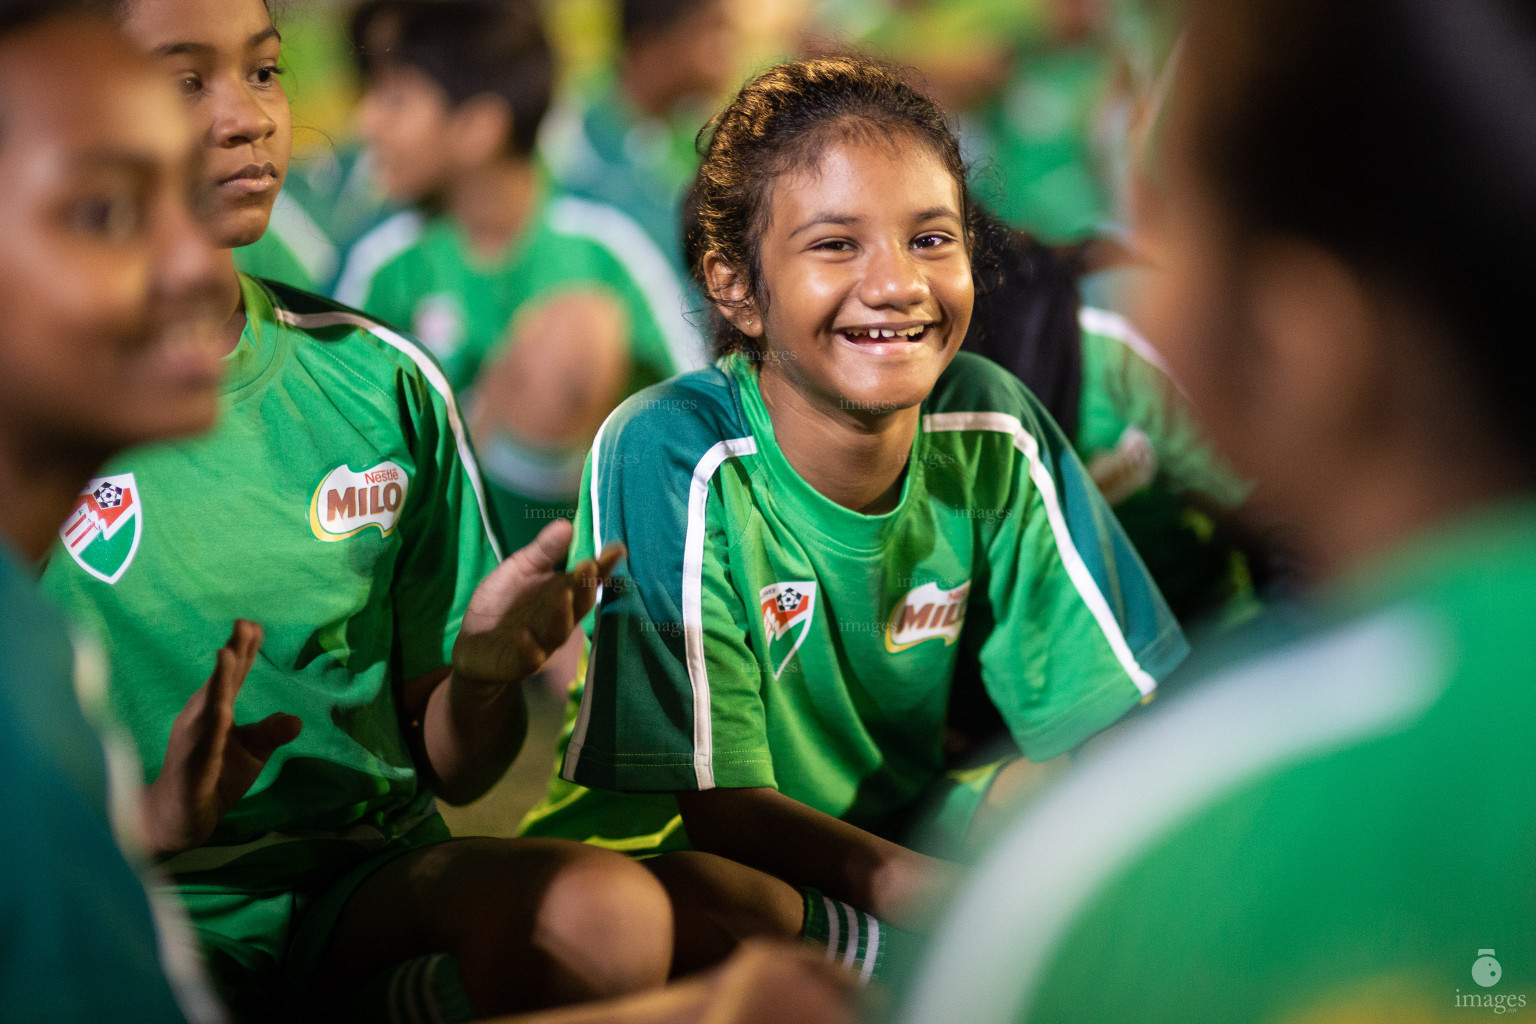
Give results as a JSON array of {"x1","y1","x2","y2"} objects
[
  {"x1": 335, "y1": 0, "x2": 704, "y2": 552},
  {"x1": 539, "y1": 0, "x2": 739, "y2": 278}
]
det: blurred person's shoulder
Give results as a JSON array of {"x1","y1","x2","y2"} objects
[
  {"x1": 0, "y1": 548, "x2": 84, "y2": 774},
  {"x1": 901, "y1": 501, "x2": 1536, "y2": 1024}
]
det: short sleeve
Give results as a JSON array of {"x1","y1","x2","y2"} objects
[
  {"x1": 332, "y1": 214, "x2": 423, "y2": 332},
  {"x1": 1079, "y1": 310, "x2": 1250, "y2": 508},
  {"x1": 562, "y1": 402, "x2": 775, "y2": 792},
  {"x1": 391, "y1": 364, "x2": 503, "y2": 680},
  {"x1": 978, "y1": 394, "x2": 1189, "y2": 760}
]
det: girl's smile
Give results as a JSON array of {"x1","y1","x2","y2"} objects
[
  {"x1": 835, "y1": 319, "x2": 941, "y2": 356},
  {"x1": 722, "y1": 132, "x2": 973, "y2": 424}
]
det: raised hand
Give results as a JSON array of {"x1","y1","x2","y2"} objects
[
  {"x1": 450, "y1": 519, "x2": 624, "y2": 690},
  {"x1": 141, "y1": 620, "x2": 302, "y2": 859}
]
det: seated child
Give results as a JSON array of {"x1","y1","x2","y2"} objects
[
  {"x1": 334, "y1": 0, "x2": 705, "y2": 550},
  {"x1": 522, "y1": 54, "x2": 1187, "y2": 979}
]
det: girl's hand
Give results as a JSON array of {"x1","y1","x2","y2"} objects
[
  {"x1": 700, "y1": 940, "x2": 861, "y2": 1024},
  {"x1": 451, "y1": 519, "x2": 624, "y2": 691},
  {"x1": 141, "y1": 620, "x2": 302, "y2": 859}
]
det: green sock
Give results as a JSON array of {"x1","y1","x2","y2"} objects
[
  {"x1": 799, "y1": 887, "x2": 905, "y2": 985},
  {"x1": 343, "y1": 952, "x2": 476, "y2": 1024}
]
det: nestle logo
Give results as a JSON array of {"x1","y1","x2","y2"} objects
[{"x1": 309, "y1": 460, "x2": 410, "y2": 542}]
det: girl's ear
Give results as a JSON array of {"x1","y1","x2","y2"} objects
[{"x1": 702, "y1": 251, "x2": 764, "y2": 338}]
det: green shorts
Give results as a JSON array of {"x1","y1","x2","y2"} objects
[{"x1": 174, "y1": 814, "x2": 452, "y2": 1021}]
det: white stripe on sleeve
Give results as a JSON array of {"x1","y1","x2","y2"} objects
[
  {"x1": 680, "y1": 437, "x2": 758, "y2": 788},
  {"x1": 924, "y1": 411, "x2": 1157, "y2": 695}
]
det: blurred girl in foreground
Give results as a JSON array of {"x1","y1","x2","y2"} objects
[{"x1": 903, "y1": 0, "x2": 1536, "y2": 1019}]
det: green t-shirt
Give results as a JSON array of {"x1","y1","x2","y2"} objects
[
  {"x1": 333, "y1": 193, "x2": 702, "y2": 396},
  {"x1": 41, "y1": 275, "x2": 502, "y2": 894},
  {"x1": 281, "y1": 145, "x2": 398, "y2": 277},
  {"x1": 972, "y1": 43, "x2": 1112, "y2": 242},
  {"x1": 901, "y1": 502, "x2": 1536, "y2": 1024},
  {"x1": 538, "y1": 73, "x2": 702, "y2": 278},
  {"x1": 520, "y1": 351, "x2": 1187, "y2": 853},
  {"x1": 231, "y1": 190, "x2": 340, "y2": 295},
  {"x1": 1073, "y1": 307, "x2": 1254, "y2": 622},
  {"x1": 0, "y1": 545, "x2": 214, "y2": 1023},
  {"x1": 332, "y1": 194, "x2": 706, "y2": 550}
]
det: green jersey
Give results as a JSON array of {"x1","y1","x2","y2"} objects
[
  {"x1": 232, "y1": 190, "x2": 340, "y2": 295},
  {"x1": 281, "y1": 146, "x2": 398, "y2": 281},
  {"x1": 41, "y1": 274, "x2": 502, "y2": 896},
  {"x1": 333, "y1": 193, "x2": 702, "y2": 395},
  {"x1": 538, "y1": 74, "x2": 702, "y2": 278},
  {"x1": 0, "y1": 545, "x2": 217, "y2": 1024},
  {"x1": 971, "y1": 43, "x2": 1112, "y2": 242},
  {"x1": 1074, "y1": 307, "x2": 1254, "y2": 622},
  {"x1": 902, "y1": 502, "x2": 1536, "y2": 1024},
  {"x1": 521, "y1": 351, "x2": 1187, "y2": 853},
  {"x1": 333, "y1": 193, "x2": 706, "y2": 550}
]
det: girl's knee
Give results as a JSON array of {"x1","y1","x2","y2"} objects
[{"x1": 531, "y1": 844, "x2": 674, "y2": 992}]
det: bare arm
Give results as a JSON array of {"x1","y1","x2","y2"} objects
[
  {"x1": 676, "y1": 786, "x2": 959, "y2": 931},
  {"x1": 403, "y1": 521, "x2": 623, "y2": 805},
  {"x1": 469, "y1": 288, "x2": 632, "y2": 450}
]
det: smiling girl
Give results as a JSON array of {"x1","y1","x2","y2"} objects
[
  {"x1": 39, "y1": 0, "x2": 674, "y2": 1020},
  {"x1": 522, "y1": 55, "x2": 1186, "y2": 977}
]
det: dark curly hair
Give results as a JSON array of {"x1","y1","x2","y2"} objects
[{"x1": 684, "y1": 54, "x2": 974, "y2": 357}]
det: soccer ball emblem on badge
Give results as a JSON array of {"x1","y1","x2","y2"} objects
[
  {"x1": 1473, "y1": 949, "x2": 1502, "y2": 988},
  {"x1": 759, "y1": 581, "x2": 818, "y2": 681},
  {"x1": 60, "y1": 473, "x2": 143, "y2": 584}
]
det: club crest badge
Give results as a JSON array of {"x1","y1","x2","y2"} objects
[
  {"x1": 759, "y1": 581, "x2": 818, "y2": 680},
  {"x1": 60, "y1": 473, "x2": 143, "y2": 584},
  {"x1": 309, "y1": 460, "x2": 409, "y2": 541},
  {"x1": 885, "y1": 580, "x2": 970, "y2": 653}
]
